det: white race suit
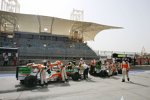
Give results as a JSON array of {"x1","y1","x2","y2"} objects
[
  {"x1": 61, "y1": 67, "x2": 68, "y2": 81},
  {"x1": 40, "y1": 68, "x2": 47, "y2": 85}
]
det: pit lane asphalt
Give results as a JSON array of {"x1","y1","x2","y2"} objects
[{"x1": 0, "y1": 69, "x2": 150, "y2": 100}]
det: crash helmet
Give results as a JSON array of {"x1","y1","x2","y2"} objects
[{"x1": 80, "y1": 58, "x2": 83, "y2": 61}]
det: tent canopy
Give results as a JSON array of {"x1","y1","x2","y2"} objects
[{"x1": 0, "y1": 11, "x2": 122, "y2": 41}]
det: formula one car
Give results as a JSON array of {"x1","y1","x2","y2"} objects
[{"x1": 16, "y1": 61, "x2": 80, "y2": 87}]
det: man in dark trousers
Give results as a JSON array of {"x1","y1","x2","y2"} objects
[
  {"x1": 3, "y1": 53, "x2": 9, "y2": 66},
  {"x1": 83, "y1": 62, "x2": 89, "y2": 79}
]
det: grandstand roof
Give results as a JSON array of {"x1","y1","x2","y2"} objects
[{"x1": 0, "y1": 11, "x2": 122, "y2": 41}]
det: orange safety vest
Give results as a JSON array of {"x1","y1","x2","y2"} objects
[{"x1": 122, "y1": 63, "x2": 128, "y2": 69}]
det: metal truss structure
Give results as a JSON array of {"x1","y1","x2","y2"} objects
[
  {"x1": 70, "y1": 9, "x2": 84, "y2": 42},
  {"x1": 0, "y1": 0, "x2": 19, "y2": 34},
  {"x1": 0, "y1": 11, "x2": 18, "y2": 34},
  {"x1": 0, "y1": 0, "x2": 20, "y2": 13}
]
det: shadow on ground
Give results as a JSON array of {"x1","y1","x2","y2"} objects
[
  {"x1": 126, "y1": 81, "x2": 149, "y2": 87},
  {"x1": 0, "y1": 82, "x2": 70, "y2": 94}
]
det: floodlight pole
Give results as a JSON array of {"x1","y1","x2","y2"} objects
[{"x1": 0, "y1": 0, "x2": 20, "y2": 13}]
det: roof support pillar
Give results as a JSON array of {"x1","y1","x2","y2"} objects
[
  {"x1": 50, "y1": 17, "x2": 54, "y2": 34},
  {"x1": 37, "y1": 16, "x2": 41, "y2": 33}
]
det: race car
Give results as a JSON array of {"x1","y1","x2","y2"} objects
[{"x1": 16, "y1": 61, "x2": 80, "y2": 87}]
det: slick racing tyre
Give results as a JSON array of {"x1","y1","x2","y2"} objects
[
  {"x1": 24, "y1": 75, "x2": 37, "y2": 87},
  {"x1": 113, "y1": 72, "x2": 118, "y2": 75},
  {"x1": 20, "y1": 80, "x2": 24, "y2": 85},
  {"x1": 118, "y1": 69, "x2": 122, "y2": 74},
  {"x1": 72, "y1": 72, "x2": 79, "y2": 81}
]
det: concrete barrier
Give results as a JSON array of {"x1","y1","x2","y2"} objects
[{"x1": 131, "y1": 65, "x2": 150, "y2": 70}]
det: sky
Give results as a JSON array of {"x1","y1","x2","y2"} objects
[{"x1": 18, "y1": 0, "x2": 150, "y2": 53}]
